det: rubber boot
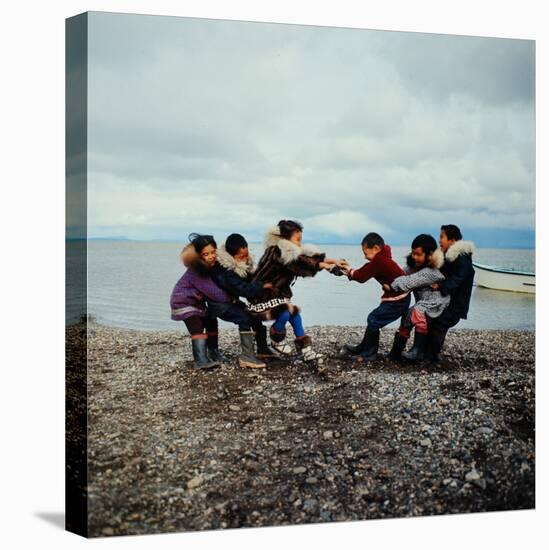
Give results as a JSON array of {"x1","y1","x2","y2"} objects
[
  {"x1": 238, "y1": 331, "x2": 266, "y2": 369},
  {"x1": 387, "y1": 332, "x2": 408, "y2": 361},
  {"x1": 345, "y1": 328, "x2": 370, "y2": 354},
  {"x1": 425, "y1": 329, "x2": 447, "y2": 363},
  {"x1": 295, "y1": 335, "x2": 323, "y2": 362},
  {"x1": 255, "y1": 324, "x2": 279, "y2": 359},
  {"x1": 402, "y1": 332, "x2": 428, "y2": 362},
  {"x1": 206, "y1": 331, "x2": 225, "y2": 363},
  {"x1": 191, "y1": 337, "x2": 220, "y2": 370},
  {"x1": 353, "y1": 329, "x2": 380, "y2": 361}
]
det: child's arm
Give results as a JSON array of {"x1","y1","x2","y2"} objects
[
  {"x1": 218, "y1": 269, "x2": 266, "y2": 300},
  {"x1": 285, "y1": 253, "x2": 326, "y2": 277},
  {"x1": 346, "y1": 262, "x2": 377, "y2": 283},
  {"x1": 391, "y1": 268, "x2": 444, "y2": 292},
  {"x1": 192, "y1": 277, "x2": 230, "y2": 303}
]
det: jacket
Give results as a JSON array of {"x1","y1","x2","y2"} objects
[
  {"x1": 169, "y1": 245, "x2": 232, "y2": 321},
  {"x1": 390, "y1": 248, "x2": 450, "y2": 318},
  {"x1": 439, "y1": 240, "x2": 475, "y2": 319},
  {"x1": 348, "y1": 244, "x2": 408, "y2": 301},
  {"x1": 247, "y1": 227, "x2": 326, "y2": 320},
  {"x1": 212, "y1": 244, "x2": 264, "y2": 301}
]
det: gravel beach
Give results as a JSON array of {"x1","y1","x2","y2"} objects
[{"x1": 71, "y1": 323, "x2": 535, "y2": 537}]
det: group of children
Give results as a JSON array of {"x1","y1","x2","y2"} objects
[{"x1": 170, "y1": 220, "x2": 475, "y2": 370}]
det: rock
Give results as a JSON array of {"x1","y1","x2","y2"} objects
[
  {"x1": 473, "y1": 478, "x2": 487, "y2": 490},
  {"x1": 187, "y1": 475, "x2": 204, "y2": 489},
  {"x1": 302, "y1": 499, "x2": 319, "y2": 513},
  {"x1": 229, "y1": 405, "x2": 241, "y2": 412},
  {"x1": 439, "y1": 398, "x2": 450, "y2": 405},
  {"x1": 293, "y1": 466, "x2": 307, "y2": 474},
  {"x1": 323, "y1": 430, "x2": 333, "y2": 440},
  {"x1": 102, "y1": 527, "x2": 115, "y2": 536},
  {"x1": 420, "y1": 438, "x2": 432, "y2": 447},
  {"x1": 305, "y1": 477, "x2": 318, "y2": 484},
  {"x1": 465, "y1": 470, "x2": 481, "y2": 482},
  {"x1": 474, "y1": 408, "x2": 483, "y2": 416},
  {"x1": 475, "y1": 427, "x2": 493, "y2": 435}
]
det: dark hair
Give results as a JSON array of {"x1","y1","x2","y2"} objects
[
  {"x1": 361, "y1": 232, "x2": 385, "y2": 249},
  {"x1": 440, "y1": 224, "x2": 462, "y2": 241},
  {"x1": 188, "y1": 233, "x2": 217, "y2": 254},
  {"x1": 406, "y1": 233, "x2": 438, "y2": 269},
  {"x1": 277, "y1": 219, "x2": 303, "y2": 240},
  {"x1": 225, "y1": 233, "x2": 248, "y2": 256}
]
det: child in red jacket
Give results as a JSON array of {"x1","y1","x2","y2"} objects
[{"x1": 341, "y1": 232, "x2": 411, "y2": 361}]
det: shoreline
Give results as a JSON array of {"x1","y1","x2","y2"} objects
[{"x1": 68, "y1": 323, "x2": 535, "y2": 537}]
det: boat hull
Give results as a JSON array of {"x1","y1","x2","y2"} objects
[{"x1": 473, "y1": 263, "x2": 535, "y2": 294}]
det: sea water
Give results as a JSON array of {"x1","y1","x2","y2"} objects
[{"x1": 68, "y1": 241, "x2": 535, "y2": 331}]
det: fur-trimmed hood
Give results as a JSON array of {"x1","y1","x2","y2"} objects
[
  {"x1": 216, "y1": 244, "x2": 256, "y2": 279},
  {"x1": 430, "y1": 248, "x2": 444, "y2": 269},
  {"x1": 406, "y1": 247, "x2": 445, "y2": 270},
  {"x1": 180, "y1": 243, "x2": 211, "y2": 277},
  {"x1": 264, "y1": 226, "x2": 322, "y2": 265},
  {"x1": 445, "y1": 240, "x2": 475, "y2": 263}
]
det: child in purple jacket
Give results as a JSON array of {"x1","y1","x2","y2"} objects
[{"x1": 170, "y1": 234, "x2": 265, "y2": 370}]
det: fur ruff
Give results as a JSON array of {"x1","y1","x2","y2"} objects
[
  {"x1": 445, "y1": 240, "x2": 475, "y2": 263},
  {"x1": 264, "y1": 227, "x2": 322, "y2": 265},
  {"x1": 430, "y1": 248, "x2": 444, "y2": 269},
  {"x1": 216, "y1": 244, "x2": 255, "y2": 279}
]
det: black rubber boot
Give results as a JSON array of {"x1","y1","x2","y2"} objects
[
  {"x1": 255, "y1": 324, "x2": 279, "y2": 359},
  {"x1": 425, "y1": 329, "x2": 447, "y2": 363},
  {"x1": 402, "y1": 332, "x2": 428, "y2": 362},
  {"x1": 346, "y1": 328, "x2": 377, "y2": 355},
  {"x1": 238, "y1": 331, "x2": 266, "y2": 369},
  {"x1": 387, "y1": 332, "x2": 408, "y2": 361},
  {"x1": 353, "y1": 329, "x2": 380, "y2": 361},
  {"x1": 191, "y1": 337, "x2": 220, "y2": 370},
  {"x1": 206, "y1": 332, "x2": 225, "y2": 363}
]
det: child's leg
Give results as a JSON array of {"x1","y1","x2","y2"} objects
[
  {"x1": 402, "y1": 307, "x2": 429, "y2": 362},
  {"x1": 183, "y1": 316, "x2": 206, "y2": 338},
  {"x1": 288, "y1": 312, "x2": 305, "y2": 338},
  {"x1": 269, "y1": 310, "x2": 293, "y2": 355},
  {"x1": 348, "y1": 296, "x2": 411, "y2": 358},
  {"x1": 272, "y1": 310, "x2": 291, "y2": 333},
  {"x1": 204, "y1": 316, "x2": 224, "y2": 362},
  {"x1": 218, "y1": 304, "x2": 265, "y2": 368},
  {"x1": 183, "y1": 316, "x2": 218, "y2": 369}
]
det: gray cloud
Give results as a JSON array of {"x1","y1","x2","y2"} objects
[{"x1": 85, "y1": 12, "x2": 535, "y2": 245}]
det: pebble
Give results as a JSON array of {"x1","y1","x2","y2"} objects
[
  {"x1": 465, "y1": 470, "x2": 481, "y2": 482},
  {"x1": 474, "y1": 408, "x2": 483, "y2": 416},
  {"x1": 302, "y1": 499, "x2": 319, "y2": 513},
  {"x1": 187, "y1": 475, "x2": 204, "y2": 489},
  {"x1": 80, "y1": 323, "x2": 534, "y2": 536}
]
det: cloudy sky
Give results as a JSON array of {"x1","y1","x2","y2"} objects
[{"x1": 83, "y1": 12, "x2": 535, "y2": 247}]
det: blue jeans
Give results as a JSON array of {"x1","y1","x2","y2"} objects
[
  {"x1": 272, "y1": 310, "x2": 305, "y2": 338},
  {"x1": 367, "y1": 296, "x2": 411, "y2": 331}
]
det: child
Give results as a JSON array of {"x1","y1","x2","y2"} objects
[
  {"x1": 170, "y1": 233, "x2": 266, "y2": 369},
  {"x1": 340, "y1": 232, "x2": 411, "y2": 361},
  {"x1": 213, "y1": 233, "x2": 278, "y2": 360},
  {"x1": 426, "y1": 225, "x2": 475, "y2": 362},
  {"x1": 383, "y1": 234, "x2": 450, "y2": 362},
  {"x1": 247, "y1": 220, "x2": 340, "y2": 362}
]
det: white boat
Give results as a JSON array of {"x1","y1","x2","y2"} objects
[{"x1": 473, "y1": 262, "x2": 535, "y2": 294}]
